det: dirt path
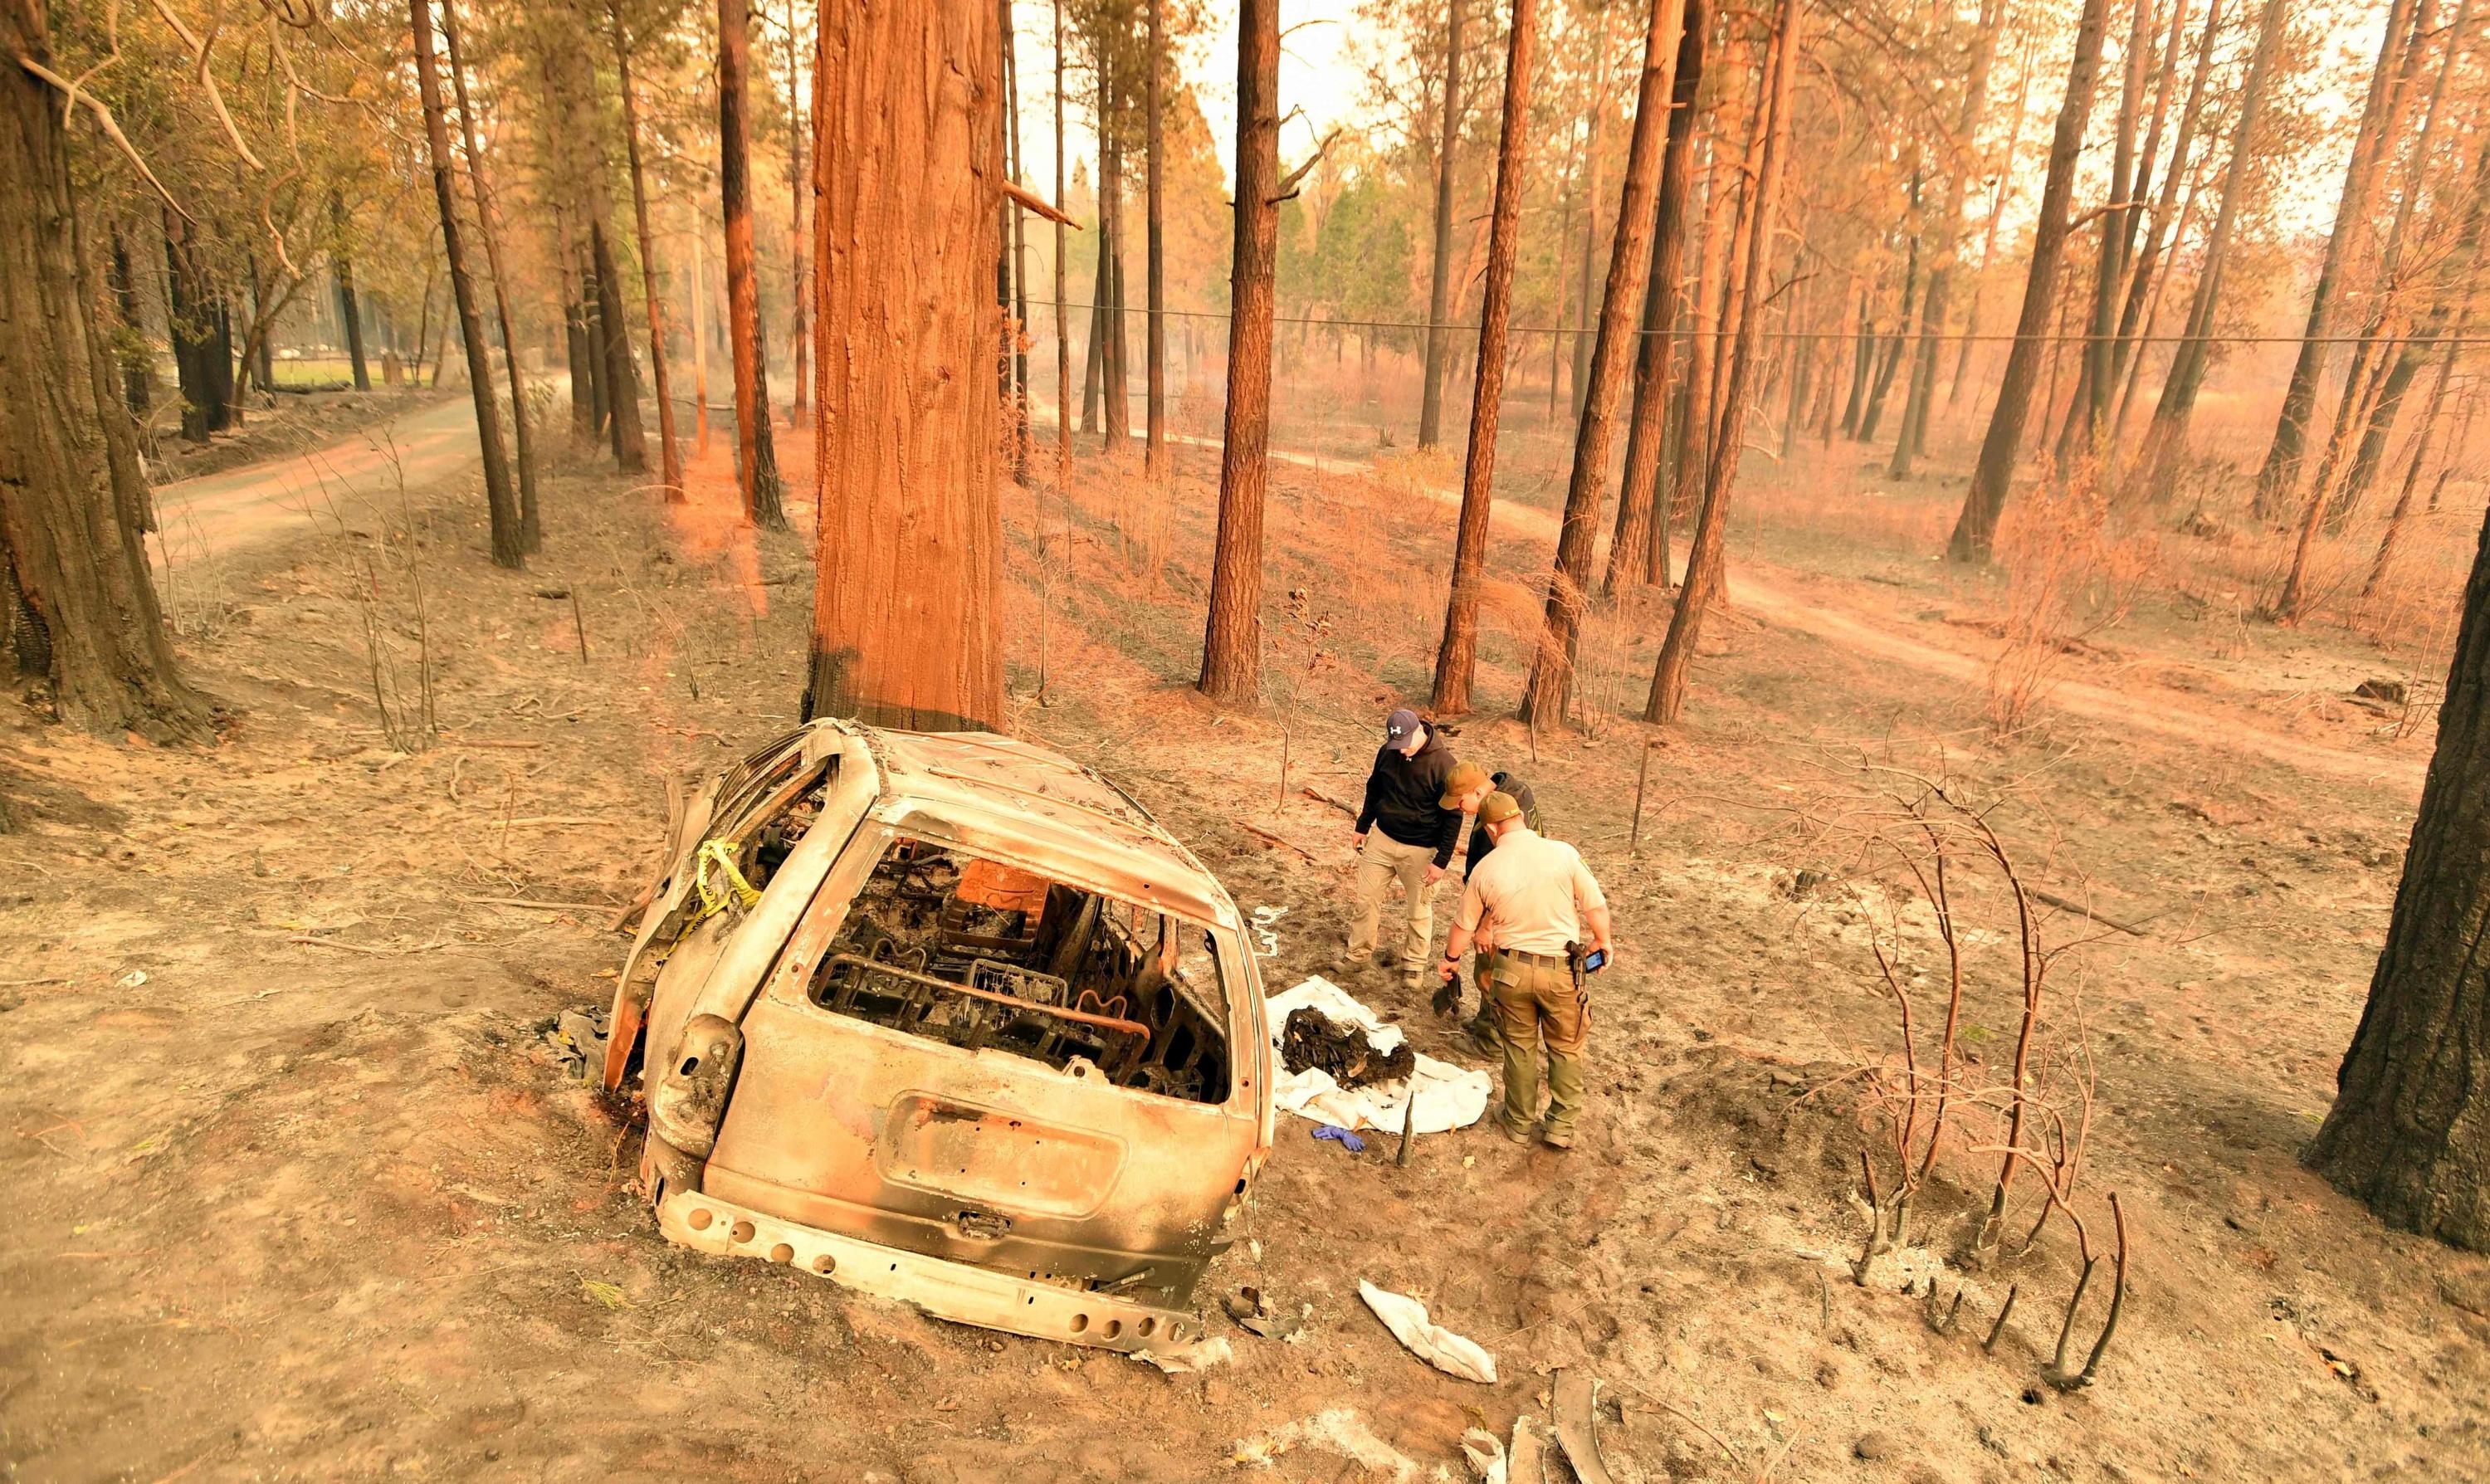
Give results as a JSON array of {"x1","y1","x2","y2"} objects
[
  {"x1": 1196, "y1": 423, "x2": 2429, "y2": 797},
  {"x1": 149, "y1": 392, "x2": 483, "y2": 561}
]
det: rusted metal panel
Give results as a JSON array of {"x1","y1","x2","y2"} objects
[{"x1": 656, "y1": 1189, "x2": 1208, "y2": 1355}]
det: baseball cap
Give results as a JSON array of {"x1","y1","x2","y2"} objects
[
  {"x1": 1439, "y1": 761, "x2": 1491, "y2": 808},
  {"x1": 1384, "y1": 708, "x2": 1423, "y2": 751},
  {"x1": 1477, "y1": 791, "x2": 1523, "y2": 826}
]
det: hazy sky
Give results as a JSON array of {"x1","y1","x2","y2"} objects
[
  {"x1": 1008, "y1": 0, "x2": 1370, "y2": 200},
  {"x1": 1003, "y1": 0, "x2": 2388, "y2": 249}
]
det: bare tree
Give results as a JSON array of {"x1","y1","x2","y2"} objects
[
  {"x1": 721, "y1": 0, "x2": 788, "y2": 527},
  {"x1": 1645, "y1": 0, "x2": 1798, "y2": 724},
  {"x1": 802, "y1": 0, "x2": 1004, "y2": 730},
  {"x1": 1196, "y1": 0, "x2": 1281, "y2": 704},
  {"x1": 1892, "y1": 0, "x2": 2004, "y2": 479},
  {"x1": 2129, "y1": 0, "x2": 2290, "y2": 497},
  {"x1": 1944, "y1": 0, "x2": 2116, "y2": 563},
  {"x1": 410, "y1": 0, "x2": 523, "y2": 568},
  {"x1": 611, "y1": 0, "x2": 685, "y2": 500},
  {"x1": 1517, "y1": 0, "x2": 1687, "y2": 726},
  {"x1": 1604, "y1": 0, "x2": 1707, "y2": 596},
  {"x1": 442, "y1": 0, "x2": 542, "y2": 549},
  {"x1": 2253, "y1": 0, "x2": 2420, "y2": 517},
  {"x1": 1055, "y1": 0, "x2": 1072, "y2": 490},
  {"x1": 1145, "y1": 0, "x2": 1168, "y2": 475},
  {"x1": 330, "y1": 193, "x2": 371, "y2": 393},
  {"x1": 784, "y1": 0, "x2": 811, "y2": 424},
  {"x1": 1418, "y1": 0, "x2": 1465, "y2": 450},
  {"x1": 1429, "y1": 0, "x2": 1540, "y2": 714}
]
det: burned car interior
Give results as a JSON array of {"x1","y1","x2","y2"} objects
[{"x1": 811, "y1": 837, "x2": 1234, "y2": 1106}]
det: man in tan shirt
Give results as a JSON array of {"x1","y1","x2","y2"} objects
[{"x1": 1435, "y1": 793, "x2": 1614, "y2": 1149}]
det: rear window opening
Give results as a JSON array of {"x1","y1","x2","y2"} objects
[{"x1": 808, "y1": 836, "x2": 1233, "y2": 1105}]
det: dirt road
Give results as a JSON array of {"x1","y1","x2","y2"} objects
[
  {"x1": 1206, "y1": 422, "x2": 2432, "y2": 797},
  {"x1": 149, "y1": 392, "x2": 484, "y2": 561}
]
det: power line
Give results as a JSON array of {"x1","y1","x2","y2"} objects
[{"x1": 1027, "y1": 298, "x2": 2490, "y2": 350}]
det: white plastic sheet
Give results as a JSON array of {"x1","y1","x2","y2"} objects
[
  {"x1": 1358, "y1": 1280, "x2": 1499, "y2": 1384},
  {"x1": 1266, "y1": 977, "x2": 1492, "y2": 1136}
]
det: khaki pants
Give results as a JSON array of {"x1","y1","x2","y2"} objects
[
  {"x1": 1488, "y1": 953, "x2": 1588, "y2": 1135},
  {"x1": 1348, "y1": 832, "x2": 1438, "y2": 970}
]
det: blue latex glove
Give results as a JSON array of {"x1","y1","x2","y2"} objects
[{"x1": 1311, "y1": 1124, "x2": 1367, "y2": 1154}]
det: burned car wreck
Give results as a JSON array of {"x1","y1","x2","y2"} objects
[{"x1": 602, "y1": 721, "x2": 1274, "y2": 1354}]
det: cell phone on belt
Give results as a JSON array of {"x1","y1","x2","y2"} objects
[{"x1": 1581, "y1": 948, "x2": 1609, "y2": 974}]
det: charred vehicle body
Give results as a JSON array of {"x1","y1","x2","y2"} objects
[{"x1": 603, "y1": 722, "x2": 1274, "y2": 1352}]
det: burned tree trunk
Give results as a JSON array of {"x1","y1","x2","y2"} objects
[
  {"x1": 784, "y1": 0, "x2": 811, "y2": 424},
  {"x1": 721, "y1": 0, "x2": 787, "y2": 526},
  {"x1": 803, "y1": 0, "x2": 1003, "y2": 731},
  {"x1": 442, "y1": 0, "x2": 543, "y2": 550},
  {"x1": 1429, "y1": 0, "x2": 1540, "y2": 715},
  {"x1": 1144, "y1": 0, "x2": 1167, "y2": 476},
  {"x1": 2107, "y1": 0, "x2": 2219, "y2": 422},
  {"x1": 1892, "y1": 0, "x2": 2003, "y2": 478},
  {"x1": 1054, "y1": 0, "x2": 1071, "y2": 484},
  {"x1": 613, "y1": 0, "x2": 684, "y2": 500},
  {"x1": 411, "y1": 0, "x2": 523, "y2": 568},
  {"x1": 106, "y1": 223, "x2": 151, "y2": 419},
  {"x1": 1196, "y1": 0, "x2": 1282, "y2": 705},
  {"x1": 1418, "y1": 0, "x2": 1464, "y2": 450},
  {"x1": 0, "y1": 0, "x2": 208, "y2": 739},
  {"x1": 1604, "y1": 0, "x2": 1706, "y2": 598},
  {"x1": 2253, "y1": 0, "x2": 2419, "y2": 518},
  {"x1": 2307, "y1": 499, "x2": 2490, "y2": 1252},
  {"x1": 1516, "y1": 0, "x2": 1686, "y2": 727},
  {"x1": 329, "y1": 193, "x2": 371, "y2": 393},
  {"x1": 1943, "y1": 0, "x2": 2115, "y2": 563},
  {"x1": 2130, "y1": 0, "x2": 2289, "y2": 498},
  {"x1": 1645, "y1": 0, "x2": 1797, "y2": 724}
]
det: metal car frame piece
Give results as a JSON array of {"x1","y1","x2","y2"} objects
[{"x1": 603, "y1": 721, "x2": 1275, "y2": 1355}]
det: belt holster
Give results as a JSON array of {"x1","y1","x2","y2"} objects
[{"x1": 1565, "y1": 940, "x2": 1585, "y2": 994}]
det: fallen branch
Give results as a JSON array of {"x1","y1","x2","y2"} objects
[
  {"x1": 285, "y1": 935, "x2": 447, "y2": 955},
  {"x1": 1299, "y1": 785, "x2": 1359, "y2": 817},
  {"x1": 2029, "y1": 890, "x2": 2149, "y2": 937},
  {"x1": 1237, "y1": 819, "x2": 1318, "y2": 862},
  {"x1": 458, "y1": 896, "x2": 620, "y2": 913},
  {"x1": 498, "y1": 816, "x2": 614, "y2": 827}
]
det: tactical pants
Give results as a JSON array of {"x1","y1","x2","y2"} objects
[
  {"x1": 1487, "y1": 952, "x2": 1588, "y2": 1136},
  {"x1": 1348, "y1": 832, "x2": 1438, "y2": 970}
]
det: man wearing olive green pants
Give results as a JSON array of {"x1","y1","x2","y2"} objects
[{"x1": 1435, "y1": 792, "x2": 1614, "y2": 1150}]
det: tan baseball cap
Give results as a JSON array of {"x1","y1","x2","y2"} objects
[
  {"x1": 1439, "y1": 762, "x2": 1491, "y2": 808},
  {"x1": 1477, "y1": 791, "x2": 1523, "y2": 826}
]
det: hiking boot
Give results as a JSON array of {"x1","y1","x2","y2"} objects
[
  {"x1": 1461, "y1": 1012, "x2": 1501, "y2": 1054},
  {"x1": 1493, "y1": 1111, "x2": 1535, "y2": 1145},
  {"x1": 1540, "y1": 1125, "x2": 1575, "y2": 1151}
]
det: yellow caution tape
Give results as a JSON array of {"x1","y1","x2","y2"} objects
[{"x1": 689, "y1": 838, "x2": 760, "y2": 923}]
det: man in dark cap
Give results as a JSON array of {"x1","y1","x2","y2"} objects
[{"x1": 1341, "y1": 708, "x2": 1462, "y2": 991}]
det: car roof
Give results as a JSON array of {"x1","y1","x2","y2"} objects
[{"x1": 847, "y1": 725, "x2": 1241, "y2": 930}]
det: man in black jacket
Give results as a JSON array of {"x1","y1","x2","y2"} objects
[{"x1": 1343, "y1": 709, "x2": 1463, "y2": 989}]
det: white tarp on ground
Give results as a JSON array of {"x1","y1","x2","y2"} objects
[{"x1": 1266, "y1": 977, "x2": 1492, "y2": 1135}]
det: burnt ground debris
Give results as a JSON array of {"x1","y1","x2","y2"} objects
[{"x1": 2, "y1": 421, "x2": 2489, "y2": 1479}]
